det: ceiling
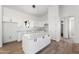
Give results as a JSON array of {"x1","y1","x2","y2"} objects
[{"x1": 3, "y1": 5, "x2": 49, "y2": 16}]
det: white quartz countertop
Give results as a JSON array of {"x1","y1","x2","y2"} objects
[{"x1": 22, "y1": 31, "x2": 49, "y2": 39}]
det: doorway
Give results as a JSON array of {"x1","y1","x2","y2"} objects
[
  {"x1": 61, "y1": 20, "x2": 64, "y2": 37},
  {"x1": 68, "y1": 16, "x2": 75, "y2": 39},
  {"x1": 60, "y1": 16, "x2": 75, "y2": 39}
]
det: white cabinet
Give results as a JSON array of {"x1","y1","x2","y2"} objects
[
  {"x1": 22, "y1": 33, "x2": 50, "y2": 54},
  {"x1": 2, "y1": 22, "x2": 17, "y2": 43},
  {"x1": 48, "y1": 6, "x2": 61, "y2": 41}
]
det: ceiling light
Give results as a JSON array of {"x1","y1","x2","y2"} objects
[{"x1": 32, "y1": 5, "x2": 36, "y2": 8}]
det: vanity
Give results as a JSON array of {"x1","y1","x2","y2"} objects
[{"x1": 22, "y1": 30, "x2": 51, "y2": 54}]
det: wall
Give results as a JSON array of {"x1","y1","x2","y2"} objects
[
  {"x1": 60, "y1": 5, "x2": 79, "y2": 17},
  {"x1": 48, "y1": 5, "x2": 61, "y2": 41},
  {"x1": 3, "y1": 7, "x2": 48, "y2": 43},
  {"x1": 3, "y1": 7, "x2": 47, "y2": 28},
  {"x1": 60, "y1": 5, "x2": 79, "y2": 43},
  {"x1": 34, "y1": 14, "x2": 48, "y2": 27},
  {"x1": 3, "y1": 7, "x2": 34, "y2": 28},
  {"x1": 0, "y1": 5, "x2": 2, "y2": 47}
]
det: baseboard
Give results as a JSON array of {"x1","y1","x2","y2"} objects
[{"x1": 3, "y1": 40, "x2": 17, "y2": 45}]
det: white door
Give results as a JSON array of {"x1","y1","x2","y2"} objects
[
  {"x1": 63, "y1": 16, "x2": 75, "y2": 39},
  {"x1": 3, "y1": 22, "x2": 17, "y2": 43},
  {"x1": 68, "y1": 17, "x2": 75, "y2": 39},
  {"x1": 63, "y1": 18, "x2": 69, "y2": 38}
]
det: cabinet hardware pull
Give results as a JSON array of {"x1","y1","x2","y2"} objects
[
  {"x1": 42, "y1": 36, "x2": 44, "y2": 38},
  {"x1": 48, "y1": 35, "x2": 50, "y2": 37},
  {"x1": 34, "y1": 39, "x2": 37, "y2": 42}
]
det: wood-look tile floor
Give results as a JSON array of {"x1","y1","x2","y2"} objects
[
  {"x1": 0, "y1": 41, "x2": 23, "y2": 54},
  {"x1": 0, "y1": 38, "x2": 79, "y2": 54}
]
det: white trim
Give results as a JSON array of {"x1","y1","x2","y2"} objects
[{"x1": 0, "y1": 5, "x2": 2, "y2": 47}]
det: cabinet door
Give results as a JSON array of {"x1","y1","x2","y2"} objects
[
  {"x1": 36, "y1": 37, "x2": 43, "y2": 51},
  {"x1": 3, "y1": 22, "x2": 17, "y2": 43},
  {"x1": 27, "y1": 39, "x2": 37, "y2": 54},
  {"x1": 23, "y1": 38, "x2": 37, "y2": 54}
]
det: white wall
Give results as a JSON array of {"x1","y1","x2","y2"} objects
[
  {"x1": 34, "y1": 14, "x2": 48, "y2": 27},
  {"x1": 60, "y1": 5, "x2": 79, "y2": 17},
  {"x1": 48, "y1": 5, "x2": 61, "y2": 41},
  {"x1": 60, "y1": 5, "x2": 79, "y2": 43},
  {"x1": 0, "y1": 5, "x2": 2, "y2": 47}
]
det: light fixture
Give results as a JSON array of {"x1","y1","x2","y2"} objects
[{"x1": 32, "y1": 5, "x2": 36, "y2": 8}]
